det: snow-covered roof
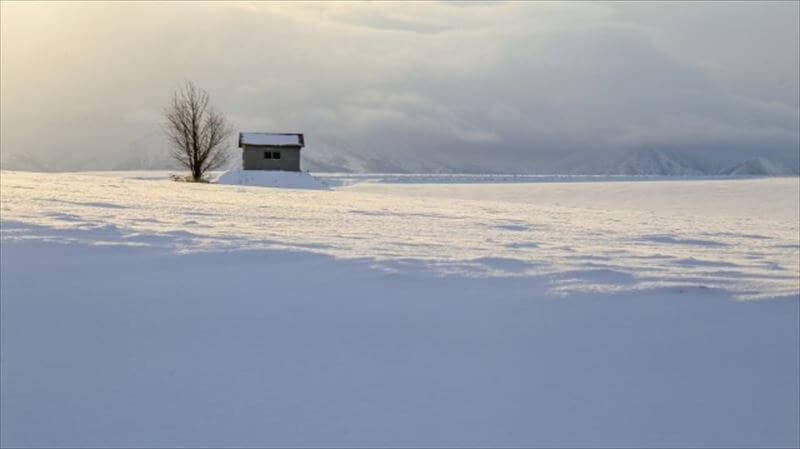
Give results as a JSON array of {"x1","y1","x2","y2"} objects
[{"x1": 239, "y1": 132, "x2": 305, "y2": 147}]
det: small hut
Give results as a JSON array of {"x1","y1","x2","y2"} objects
[{"x1": 238, "y1": 132, "x2": 305, "y2": 171}]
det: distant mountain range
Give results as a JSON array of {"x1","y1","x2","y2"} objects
[
  {"x1": 2, "y1": 143, "x2": 798, "y2": 176},
  {"x1": 597, "y1": 148, "x2": 799, "y2": 176},
  {"x1": 301, "y1": 146, "x2": 800, "y2": 176},
  {"x1": 601, "y1": 148, "x2": 708, "y2": 176},
  {"x1": 716, "y1": 157, "x2": 797, "y2": 176}
]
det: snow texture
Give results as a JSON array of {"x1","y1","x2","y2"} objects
[
  {"x1": 215, "y1": 170, "x2": 328, "y2": 190},
  {"x1": 1, "y1": 170, "x2": 798, "y2": 448},
  {"x1": 239, "y1": 133, "x2": 302, "y2": 146}
]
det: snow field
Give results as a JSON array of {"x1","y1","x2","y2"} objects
[
  {"x1": 1, "y1": 170, "x2": 798, "y2": 447},
  {"x1": 2, "y1": 171, "x2": 797, "y2": 299}
]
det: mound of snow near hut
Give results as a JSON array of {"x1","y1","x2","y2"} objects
[{"x1": 215, "y1": 169, "x2": 328, "y2": 189}]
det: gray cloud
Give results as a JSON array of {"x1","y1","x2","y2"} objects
[{"x1": 1, "y1": 2, "x2": 797, "y2": 173}]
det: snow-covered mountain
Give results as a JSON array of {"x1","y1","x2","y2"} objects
[
  {"x1": 717, "y1": 157, "x2": 797, "y2": 176},
  {"x1": 303, "y1": 145, "x2": 800, "y2": 176},
  {"x1": 600, "y1": 148, "x2": 708, "y2": 176},
  {"x1": 581, "y1": 148, "x2": 797, "y2": 177}
]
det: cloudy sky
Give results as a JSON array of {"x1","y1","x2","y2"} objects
[{"x1": 1, "y1": 1, "x2": 798, "y2": 172}]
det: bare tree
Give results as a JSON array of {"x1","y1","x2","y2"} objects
[{"x1": 164, "y1": 81, "x2": 233, "y2": 181}]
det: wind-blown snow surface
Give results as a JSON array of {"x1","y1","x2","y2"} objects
[{"x1": 1, "y1": 170, "x2": 799, "y2": 447}]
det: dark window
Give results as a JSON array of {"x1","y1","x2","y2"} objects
[
  {"x1": 264, "y1": 151, "x2": 272, "y2": 159},
  {"x1": 272, "y1": 151, "x2": 281, "y2": 159}
]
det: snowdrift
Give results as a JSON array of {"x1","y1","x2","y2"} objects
[{"x1": 215, "y1": 169, "x2": 328, "y2": 190}]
